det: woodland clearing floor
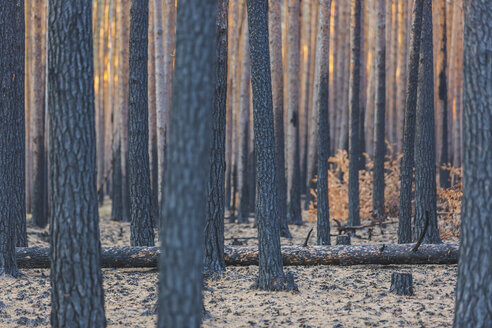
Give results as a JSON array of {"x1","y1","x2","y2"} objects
[{"x1": 0, "y1": 201, "x2": 458, "y2": 327}]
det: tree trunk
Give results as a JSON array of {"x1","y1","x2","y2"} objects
[
  {"x1": 454, "y1": 2, "x2": 492, "y2": 325},
  {"x1": 372, "y1": 0, "x2": 386, "y2": 221},
  {"x1": 148, "y1": 0, "x2": 159, "y2": 226},
  {"x1": 413, "y1": 0, "x2": 441, "y2": 244},
  {"x1": 112, "y1": 0, "x2": 124, "y2": 222},
  {"x1": 397, "y1": 0, "x2": 424, "y2": 244},
  {"x1": 158, "y1": 1, "x2": 215, "y2": 326},
  {"x1": 204, "y1": 0, "x2": 228, "y2": 276},
  {"x1": 31, "y1": 0, "x2": 48, "y2": 228},
  {"x1": 315, "y1": 0, "x2": 332, "y2": 246},
  {"x1": 246, "y1": 0, "x2": 288, "y2": 290},
  {"x1": 268, "y1": 0, "x2": 291, "y2": 238},
  {"x1": 154, "y1": 0, "x2": 175, "y2": 212},
  {"x1": 128, "y1": 0, "x2": 155, "y2": 247},
  {"x1": 119, "y1": 0, "x2": 131, "y2": 222},
  {"x1": 0, "y1": 0, "x2": 24, "y2": 276},
  {"x1": 348, "y1": 0, "x2": 362, "y2": 226},
  {"x1": 437, "y1": 0, "x2": 450, "y2": 189},
  {"x1": 237, "y1": 17, "x2": 251, "y2": 224},
  {"x1": 48, "y1": 1, "x2": 106, "y2": 325},
  {"x1": 15, "y1": 244, "x2": 460, "y2": 268},
  {"x1": 286, "y1": 0, "x2": 302, "y2": 225},
  {"x1": 395, "y1": 0, "x2": 408, "y2": 153}
]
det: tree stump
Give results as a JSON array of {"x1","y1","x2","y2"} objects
[
  {"x1": 390, "y1": 272, "x2": 414, "y2": 296},
  {"x1": 336, "y1": 235, "x2": 351, "y2": 245}
]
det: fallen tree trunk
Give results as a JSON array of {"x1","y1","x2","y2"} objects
[{"x1": 16, "y1": 244, "x2": 459, "y2": 269}]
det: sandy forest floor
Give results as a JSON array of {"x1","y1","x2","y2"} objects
[{"x1": 0, "y1": 201, "x2": 458, "y2": 327}]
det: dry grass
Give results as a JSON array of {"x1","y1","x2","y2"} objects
[{"x1": 308, "y1": 147, "x2": 462, "y2": 238}]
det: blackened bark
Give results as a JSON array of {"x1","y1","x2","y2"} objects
[
  {"x1": 390, "y1": 273, "x2": 414, "y2": 296},
  {"x1": 204, "y1": 0, "x2": 228, "y2": 277},
  {"x1": 348, "y1": 0, "x2": 362, "y2": 226},
  {"x1": 413, "y1": 0, "x2": 441, "y2": 244},
  {"x1": 316, "y1": 0, "x2": 332, "y2": 246},
  {"x1": 286, "y1": 0, "x2": 302, "y2": 225},
  {"x1": 111, "y1": 139, "x2": 123, "y2": 221},
  {"x1": 0, "y1": 0, "x2": 24, "y2": 275},
  {"x1": 48, "y1": 0, "x2": 106, "y2": 325},
  {"x1": 268, "y1": 0, "x2": 291, "y2": 238},
  {"x1": 438, "y1": 2, "x2": 450, "y2": 189},
  {"x1": 128, "y1": 0, "x2": 155, "y2": 247},
  {"x1": 246, "y1": 0, "x2": 286, "y2": 290},
  {"x1": 237, "y1": 20, "x2": 251, "y2": 224},
  {"x1": 454, "y1": 1, "x2": 492, "y2": 326},
  {"x1": 158, "y1": 1, "x2": 215, "y2": 326},
  {"x1": 372, "y1": 0, "x2": 386, "y2": 221},
  {"x1": 32, "y1": 0, "x2": 48, "y2": 229},
  {"x1": 398, "y1": 0, "x2": 424, "y2": 244}
]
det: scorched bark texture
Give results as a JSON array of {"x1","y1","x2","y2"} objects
[
  {"x1": 47, "y1": 0, "x2": 106, "y2": 326},
  {"x1": 158, "y1": 1, "x2": 215, "y2": 327}
]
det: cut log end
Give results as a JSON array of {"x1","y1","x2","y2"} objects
[
  {"x1": 390, "y1": 272, "x2": 414, "y2": 296},
  {"x1": 336, "y1": 235, "x2": 351, "y2": 245}
]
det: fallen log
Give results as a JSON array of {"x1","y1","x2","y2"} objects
[{"x1": 16, "y1": 244, "x2": 459, "y2": 269}]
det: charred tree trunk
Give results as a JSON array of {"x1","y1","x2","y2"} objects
[
  {"x1": 31, "y1": 0, "x2": 48, "y2": 229},
  {"x1": 372, "y1": 0, "x2": 386, "y2": 221},
  {"x1": 128, "y1": 0, "x2": 155, "y2": 247},
  {"x1": 286, "y1": 0, "x2": 302, "y2": 225},
  {"x1": 437, "y1": 0, "x2": 450, "y2": 189},
  {"x1": 348, "y1": 0, "x2": 362, "y2": 226},
  {"x1": 15, "y1": 244, "x2": 460, "y2": 268},
  {"x1": 454, "y1": 2, "x2": 492, "y2": 326},
  {"x1": 315, "y1": 0, "x2": 332, "y2": 246},
  {"x1": 0, "y1": 0, "x2": 24, "y2": 275},
  {"x1": 204, "y1": 0, "x2": 228, "y2": 276},
  {"x1": 237, "y1": 18, "x2": 251, "y2": 224},
  {"x1": 48, "y1": 0, "x2": 106, "y2": 325},
  {"x1": 390, "y1": 273, "x2": 414, "y2": 296},
  {"x1": 397, "y1": 0, "x2": 424, "y2": 244},
  {"x1": 158, "y1": 0, "x2": 215, "y2": 326},
  {"x1": 246, "y1": 0, "x2": 290, "y2": 290},
  {"x1": 268, "y1": 0, "x2": 291, "y2": 238},
  {"x1": 413, "y1": 0, "x2": 441, "y2": 244}
]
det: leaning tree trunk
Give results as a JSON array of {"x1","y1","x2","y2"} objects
[
  {"x1": 158, "y1": 1, "x2": 215, "y2": 327},
  {"x1": 0, "y1": 0, "x2": 24, "y2": 276},
  {"x1": 315, "y1": 0, "x2": 332, "y2": 246},
  {"x1": 128, "y1": 0, "x2": 155, "y2": 247},
  {"x1": 246, "y1": 0, "x2": 290, "y2": 290},
  {"x1": 348, "y1": 0, "x2": 362, "y2": 226},
  {"x1": 237, "y1": 18, "x2": 251, "y2": 224},
  {"x1": 413, "y1": 0, "x2": 441, "y2": 244},
  {"x1": 397, "y1": 0, "x2": 424, "y2": 244},
  {"x1": 286, "y1": 0, "x2": 302, "y2": 225},
  {"x1": 268, "y1": 0, "x2": 291, "y2": 238},
  {"x1": 31, "y1": 0, "x2": 48, "y2": 229},
  {"x1": 372, "y1": 0, "x2": 386, "y2": 221},
  {"x1": 204, "y1": 0, "x2": 228, "y2": 276},
  {"x1": 454, "y1": 2, "x2": 492, "y2": 326},
  {"x1": 48, "y1": 0, "x2": 106, "y2": 325}
]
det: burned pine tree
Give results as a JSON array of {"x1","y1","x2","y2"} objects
[
  {"x1": 398, "y1": 0, "x2": 424, "y2": 244},
  {"x1": 48, "y1": 0, "x2": 106, "y2": 325},
  {"x1": 454, "y1": 1, "x2": 492, "y2": 326},
  {"x1": 372, "y1": 0, "x2": 386, "y2": 221},
  {"x1": 158, "y1": 0, "x2": 215, "y2": 326},
  {"x1": 268, "y1": 0, "x2": 291, "y2": 238},
  {"x1": 413, "y1": 0, "x2": 441, "y2": 244},
  {"x1": 246, "y1": 0, "x2": 295, "y2": 291},
  {"x1": 128, "y1": 0, "x2": 155, "y2": 246},
  {"x1": 315, "y1": 0, "x2": 332, "y2": 246},
  {"x1": 348, "y1": 0, "x2": 362, "y2": 226},
  {"x1": 204, "y1": 0, "x2": 228, "y2": 277},
  {"x1": 0, "y1": 0, "x2": 25, "y2": 275}
]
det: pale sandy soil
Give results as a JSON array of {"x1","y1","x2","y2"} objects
[{"x1": 0, "y1": 202, "x2": 458, "y2": 327}]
